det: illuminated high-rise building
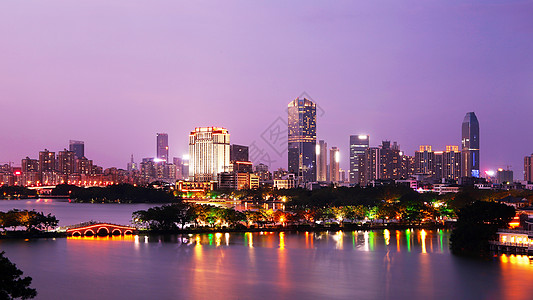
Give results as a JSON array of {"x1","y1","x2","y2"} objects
[
  {"x1": 189, "y1": 127, "x2": 230, "y2": 182},
  {"x1": 127, "y1": 154, "x2": 137, "y2": 172},
  {"x1": 69, "y1": 140, "x2": 84, "y2": 159},
  {"x1": 461, "y1": 112, "x2": 480, "y2": 178},
  {"x1": 38, "y1": 149, "x2": 55, "y2": 173},
  {"x1": 329, "y1": 147, "x2": 340, "y2": 183},
  {"x1": 414, "y1": 145, "x2": 435, "y2": 175},
  {"x1": 58, "y1": 149, "x2": 76, "y2": 175},
  {"x1": 359, "y1": 141, "x2": 405, "y2": 185},
  {"x1": 156, "y1": 133, "x2": 169, "y2": 162},
  {"x1": 349, "y1": 135, "x2": 369, "y2": 184},
  {"x1": 316, "y1": 140, "x2": 328, "y2": 182},
  {"x1": 442, "y1": 146, "x2": 461, "y2": 181},
  {"x1": 288, "y1": 97, "x2": 317, "y2": 183}
]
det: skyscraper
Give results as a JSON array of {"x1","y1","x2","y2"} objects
[
  {"x1": 316, "y1": 140, "x2": 328, "y2": 182},
  {"x1": 69, "y1": 140, "x2": 84, "y2": 159},
  {"x1": 38, "y1": 149, "x2": 55, "y2": 173},
  {"x1": 442, "y1": 145, "x2": 461, "y2": 182},
  {"x1": 288, "y1": 97, "x2": 317, "y2": 183},
  {"x1": 189, "y1": 127, "x2": 230, "y2": 182},
  {"x1": 414, "y1": 145, "x2": 435, "y2": 175},
  {"x1": 358, "y1": 141, "x2": 405, "y2": 185},
  {"x1": 329, "y1": 147, "x2": 340, "y2": 183},
  {"x1": 461, "y1": 112, "x2": 480, "y2": 178},
  {"x1": 127, "y1": 154, "x2": 137, "y2": 172},
  {"x1": 156, "y1": 133, "x2": 169, "y2": 162},
  {"x1": 525, "y1": 154, "x2": 533, "y2": 182},
  {"x1": 349, "y1": 135, "x2": 369, "y2": 184},
  {"x1": 57, "y1": 149, "x2": 75, "y2": 175}
]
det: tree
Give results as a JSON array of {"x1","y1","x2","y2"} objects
[
  {"x1": 450, "y1": 201, "x2": 515, "y2": 257},
  {"x1": 0, "y1": 251, "x2": 37, "y2": 299}
]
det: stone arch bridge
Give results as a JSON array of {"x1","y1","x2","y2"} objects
[{"x1": 66, "y1": 223, "x2": 137, "y2": 237}]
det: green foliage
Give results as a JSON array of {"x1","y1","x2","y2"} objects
[
  {"x1": 0, "y1": 210, "x2": 58, "y2": 232},
  {"x1": 0, "y1": 251, "x2": 37, "y2": 299},
  {"x1": 450, "y1": 201, "x2": 516, "y2": 257}
]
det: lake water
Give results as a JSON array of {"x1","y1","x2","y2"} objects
[{"x1": 1, "y1": 199, "x2": 533, "y2": 300}]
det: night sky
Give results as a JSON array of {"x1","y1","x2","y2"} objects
[{"x1": 1, "y1": 0, "x2": 532, "y2": 176}]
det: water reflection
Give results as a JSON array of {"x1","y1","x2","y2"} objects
[
  {"x1": 420, "y1": 229, "x2": 427, "y2": 254},
  {"x1": 67, "y1": 229, "x2": 451, "y2": 255},
  {"x1": 384, "y1": 229, "x2": 390, "y2": 246},
  {"x1": 7, "y1": 229, "x2": 533, "y2": 300}
]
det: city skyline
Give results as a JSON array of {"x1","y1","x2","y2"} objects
[{"x1": 1, "y1": 1, "x2": 532, "y2": 176}]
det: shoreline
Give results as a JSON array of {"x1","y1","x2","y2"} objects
[{"x1": 0, "y1": 223, "x2": 449, "y2": 240}]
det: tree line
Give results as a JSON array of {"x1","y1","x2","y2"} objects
[{"x1": 0, "y1": 210, "x2": 58, "y2": 233}]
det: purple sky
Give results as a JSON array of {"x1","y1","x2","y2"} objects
[{"x1": 1, "y1": 0, "x2": 532, "y2": 177}]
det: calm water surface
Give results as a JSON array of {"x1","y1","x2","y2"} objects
[{"x1": 1, "y1": 199, "x2": 533, "y2": 300}]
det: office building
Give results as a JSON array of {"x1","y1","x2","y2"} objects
[
  {"x1": 359, "y1": 141, "x2": 405, "y2": 185},
  {"x1": 525, "y1": 154, "x2": 533, "y2": 182},
  {"x1": 288, "y1": 97, "x2": 317, "y2": 183},
  {"x1": 329, "y1": 147, "x2": 340, "y2": 183},
  {"x1": 69, "y1": 140, "x2": 85, "y2": 159},
  {"x1": 127, "y1": 155, "x2": 137, "y2": 172},
  {"x1": 254, "y1": 163, "x2": 272, "y2": 182},
  {"x1": 461, "y1": 112, "x2": 480, "y2": 178},
  {"x1": 156, "y1": 133, "x2": 169, "y2": 162},
  {"x1": 189, "y1": 127, "x2": 230, "y2": 182},
  {"x1": 316, "y1": 140, "x2": 328, "y2": 182},
  {"x1": 496, "y1": 168, "x2": 513, "y2": 184},
  {"x1": 230, "y1": 144, "x2": 249, "y2": 162},
  {"x1": 349, "y1": 135, "x2": 369, "y2": 185}
]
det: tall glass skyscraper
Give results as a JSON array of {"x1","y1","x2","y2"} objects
[
  {"x1": 288, "y1": 97, "x2": 316, "y2": 183},
  {"x1": 156, "y1": 133, "x2": 169, "y2": 162},
  {"x1": 349, "y1": 135, "x2": 369, "y2": 184},
  {"x1": 461, "y1": 112, "x2": 480, "y2": 178}
]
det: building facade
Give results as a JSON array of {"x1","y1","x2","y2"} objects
[
  {"x1": 230, "y1": 144, "x2": 249, "y2": 162},
  {"x1": 189, "y1": 127, "x2": 230, "y2": 182},
  {"x1": 69, "y1": 140, "x2": 85, "y2": 159},
  {"x1": 288, "y1": 97, "x2": 317, "y2": 184},
  {"x1": 525, "y1": 154, "x2": 533, "y2": 182},
  {"x1": 442, "y1": 146, "x2": 461, "y2": 182},
  {"x1": 349, "y1": 135, "x2": 369, "y2": 185},
  {"x1": 461, "y1": 112, "x2": 480, "y2": 178},
  {"x1": 329, "y1": 147, "x2": 340, "y2": 183},
  {"x1": 316, "y1": 140, "x2": 328, "y2": 182},
  {"x1": 156, "y1": 133, "x2": 169, "y2": 162}
]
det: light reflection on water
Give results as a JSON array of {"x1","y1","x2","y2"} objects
[
  {"x1": 62, "y1": 229, "x2": 452, "y2": 254},
  {"x1": 3, "y1": 229, "x2": 533, "y2": 299}
]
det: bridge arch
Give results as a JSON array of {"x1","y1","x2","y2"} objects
[
  {"x1": 112, "y1": 229, "x2": 121, "y2": 236},
  {"x1": 72, "y1": 231, "x2": 81, "y2": 237},
  {"x1": 124, "y1": 230, "x2": 133, "y2": 235},
  {"x1": 97, "y1": 227, "x2": 109, "y2": 236},
  {"x1": 84, "y1": 229, "x2": 95, "y2": 236}
]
